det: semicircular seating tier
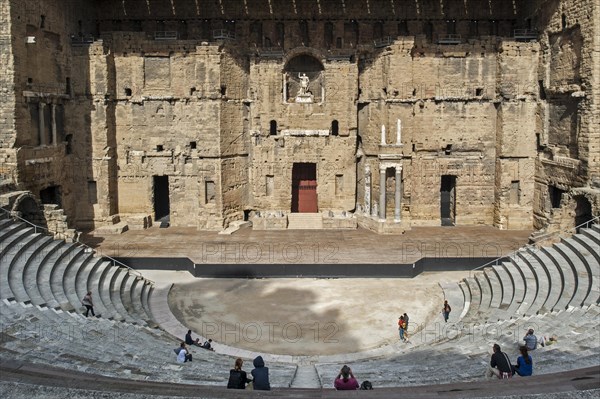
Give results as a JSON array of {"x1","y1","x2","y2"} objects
[{"x1": 1, "y1": 213, "x2": 599, "y2": 389}]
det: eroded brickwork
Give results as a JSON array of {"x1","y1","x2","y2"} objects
[{"x1": 0, "y1": 0, "x2": 598, "y2": 233}]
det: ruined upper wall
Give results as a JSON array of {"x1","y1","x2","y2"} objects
[{"x1": 96, "y1": 0, "x2": 532, "y2": 20}]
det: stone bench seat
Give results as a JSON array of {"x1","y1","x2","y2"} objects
[
  {"x1": 526, "y1": 247, "x2": 563, "y2": 312},
  {"x1": 553, "y1": 243, "x2": 590, "y2": 308},
  {"x1": 5, "y1": 233, "x2": 48, "y2": 301},
  {"x1": 561, "y1": 237, "x2": 598, "y2": 305},
  {"x1": 541, "y1": 247, "x2": 575, "y2": 311},
  {"x1": 20, "y1": 237, "x2": 59, "y2": 304}
]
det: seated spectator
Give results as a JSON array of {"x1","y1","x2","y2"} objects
[
  {"x1": 202, "y1": 339, "x2": 215, "y2": 351},
  {"x1": 513, "y1": 346, "x2": 533, "y2": 377},
  {"x1": 227, "y1": 358, "x2": 253, "y2": 389},
  {"x1": 334, "y1": 365, "x2": 359, "y2": 390},
  {"x1": 538, "y1": 334, "x2": 558, "y2": 347},
  {"x1": 176, "y1": 342, "x2": 192, "y2": 363},
  {"x1": 523, "y1": 328, "x2": 538, "y2": 350},
  {"x1": 185, "y1": 330, "x2": 201, "y2": 347},
  {"x1": 486, "y1": 343, "x2": 513, "y2": 379},
  {"x1": 251, "y1": 356, "x2": 270, "y2": 391}
]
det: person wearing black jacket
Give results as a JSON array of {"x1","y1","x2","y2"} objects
[
  {"x1": 227, "y1": 358, "x2": 252, "y2": 389},
  {"x1": 251, "y1": 356, "x2": 271, "y2": 390},
  {"x1": 486, "y1": 344, "x2": 513, "y2": 379}
]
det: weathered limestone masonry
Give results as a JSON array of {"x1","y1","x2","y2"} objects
[
  {"x1": 0, "y1": 0, "x2": 17, "y2": 193},
  {"x1": 532, "y1": 0, "x2": 600, "y2": 234},
  {"x1": 357, "y1": 37, "x2": 538, "y2": 230},
  {"x1": 1, "y1": 0, "x2": 97, "y2": 229},
  {"x1": 0, "y1": 0, "x2": 598, "y2": 234}
]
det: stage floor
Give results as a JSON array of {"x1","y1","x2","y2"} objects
[{"x1": 83, "y1": 225, "x2": 532, "y2": 264}]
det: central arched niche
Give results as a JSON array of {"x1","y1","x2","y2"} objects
[{"x1": 283, "y1": 54, "x2": 324, "y2": 103}]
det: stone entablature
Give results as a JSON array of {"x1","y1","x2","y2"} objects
[{"x1": 281, "y1": 129, "x2": 329, "y2": 137}]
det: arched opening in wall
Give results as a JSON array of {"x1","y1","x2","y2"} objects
[
  {"x1": 573, "y1": 195, "x2": 593, "y2": 230},
  {"x1": 13, "y1": 194, "x2": 47, "y2": 228},
  {"x1": 270, "y1": 120, "x2": 277, "y2": 136},
  {"x1": 284, "y1": 54, "x2": 324, "y2": 103},
  {"x1": 331, "y1": 120, "x2": 339, "y2": 136}
]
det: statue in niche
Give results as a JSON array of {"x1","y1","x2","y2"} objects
[{"x1": 298, "y1": 73, "x2": 310, "y2": 95}]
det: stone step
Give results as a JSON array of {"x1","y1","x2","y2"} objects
[
  {"x1": 581, "y1": 226, "x2": 600, "y2": 246},
  {"x1": 49, "y1": 246, "x2": 86, "y2": 312},
  {"x1": 510, "y1": 255, "x2": 537, "y2": 317},
  {"x1": 287, "y1": 213, "x2": 323, "y2": 229},
  {"x1": 9, "y1": 235, "x2": 54, "y2": 303},
  {"x1": 527, "y1": 247, "x2": 564, "y2": 312},
  {"x1": 22, "y1": 239, "x2": 63, "y2": 306},
  {"x1": 541, "y1": 247, "x2": 575, "y2": 311},
  {"x1": 97, "y1": 263, "x2": 127, "y2": 321},
  {"x1": 37, "y1": 243, "x2": 79, "y2": 309},
  {"x1": 0, "y1": 222, "x2": 29, "y2": 244},
  {"x1": 491, "y1": 265, "x2": 512, "y2": 308},
  {"x1": 500, "y1": 261, "x2": 525, "y2": 318},
  {"x1": 94, "y1": 221, "x2": 129, "y2": 235},
  {"x1": 561, "y1": 237, "x2": 599, "y2": 306},
  {"x1": 553, "y1": 243, "x2": 589, "y2": 308},
  {"x1": 2, "y1": 232, "x2": 45, "y2": 300},
  {"x1": 439, "y1": 281, "x2": 464, "y2": 324},
  {"x1": 483, "y1": 267, "x2": 502, "y2": 310},
  {"x1": 572, "y1": 233, "x2": 600, "y2": 265},
  {"x1": 290, "y1": 364, "x2": 319, "y2": 388},
  {"x1": 516, "y1": 249, "x2": 550, "y2": 315}
]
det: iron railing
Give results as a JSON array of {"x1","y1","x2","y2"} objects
[
  {"x1": 0, "y1": 206, "x2": 153, "y2": 284},
  {"x1": 469, "y1": 215, "x2": 599, "y2": 277}
]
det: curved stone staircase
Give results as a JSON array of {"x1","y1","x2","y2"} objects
[
  {"x1": 315, "y1": 223, "x2": 600, "y2": 388},
  {"x1": 1, "y1": 208, "x2": 599, "y2": 395},
  {"x1": 0, "y1": 213, "x2": 296, "y2": 387}
]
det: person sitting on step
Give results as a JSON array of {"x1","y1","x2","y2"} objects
[{"x1": 486, "y1": 343, "x2": 513, "y2": 379}]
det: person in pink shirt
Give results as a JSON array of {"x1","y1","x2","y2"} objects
[{"x1": 334, "y1": 365, "x2": 359, "y2": 390}]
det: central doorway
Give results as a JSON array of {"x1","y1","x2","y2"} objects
[
  {"x1": 153, "y1": 175, "x2": 170, "y2": 222},
  {"x1": 291, "y1": 163, "x2": 318, "y2": 213},
  {"x1": 440, "y1": 175, "x2": 456, "y2": 226}
]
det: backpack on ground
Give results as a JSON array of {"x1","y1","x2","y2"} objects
[{"x1": 360, "y1": 380, "x2": 373, "y2": 390}]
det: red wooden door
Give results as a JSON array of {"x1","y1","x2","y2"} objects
[
  {"x1": 291, "y1": 163, "x2": 318, "y2": 212},
  {"x1": 298, "y1": 180, "x2": 318, "y2": 212}
]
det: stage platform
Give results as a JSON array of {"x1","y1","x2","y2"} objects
[{"x1": 82, "y1": 225, "x2": 532, "y2": 265}]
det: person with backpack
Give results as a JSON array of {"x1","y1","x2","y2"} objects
[
  {"x1": 442, "y1": 300, "x2": 451, "y2": 322},
  {"x1": 398, "y1": 315, "x2": 407, "y2": 342},
  {"x1": 486, "y1": 343, "x2": 513, "y2": 379},
  {"x1": 227, "y1": 358, "x2": 253, "y2": 389}
]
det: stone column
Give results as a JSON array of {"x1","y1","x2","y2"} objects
[
  {"x1": 282, "y1": 73, "x2": 287, "y2": 103},
  {"x1": 381, "y1": 124, "x2": 386, "y2": 145},
  {"x1": 51, "y1": 103, "x2": 57, "y2": 145},
  {"x1": 364, "y1": 165, "x2": 371, "y2": 215},
  {"x1": 379, "y1": 167, "x2": 386, "y2": 220},
  {"x1": 395, "y1": 166, "x2": 402, "y2": 222},
  {"x1": 38, "y1": 102, "x2": 45, "y2": 145},
  {"x1": 396, "y1": 119, "x2": 402, "y2": 145}
]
